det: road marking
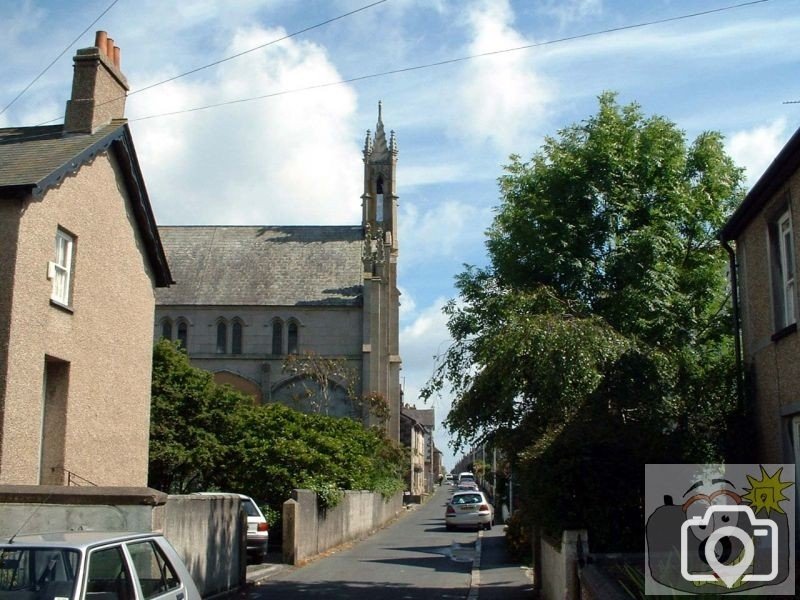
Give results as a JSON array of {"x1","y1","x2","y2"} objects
[{"x1": 467, "y1": 530, "x2": 482, "y2": 600}]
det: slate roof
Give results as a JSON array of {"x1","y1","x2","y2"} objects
[
  {"x1": 0, "y1": 123, "x2": 122, "y2": 195},
  {"x1": 402, "y1": 406, "x2": 435, "y2": 430},
  {"x1": 0, "y1": 121, "x2": 172, "y2": 287},
  {"x1": 155, "y1": 226, "x2": 365, "y2": 306}
]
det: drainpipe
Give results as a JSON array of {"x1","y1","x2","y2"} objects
[{"x1": 721, "y1": 237, "x2": 744, "y2": 411}]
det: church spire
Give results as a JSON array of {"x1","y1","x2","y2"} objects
[{"x1": 370, "y1": 100, "x2": 390, "y2": 163}]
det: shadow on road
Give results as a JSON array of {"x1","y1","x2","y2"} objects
[{"x1": 251, "y1": 579, "x2": 468, "y2": 599}]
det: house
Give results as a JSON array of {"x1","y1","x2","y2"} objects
[
  {"x1": 400, "y1": 410, "x2": 426, "y2": 495},
  {"x1": 0, "y1": 32, "x2": 172, "y2": 486},
  {"x1": 721, "y1": 125, "x2": 800, "y2": 471},
  {"x1": 402, "y1": 405, "x2": 435, "y2": 491},
  {"x1": 154, "y1": 105, "x2": 403, "y2": 441}
]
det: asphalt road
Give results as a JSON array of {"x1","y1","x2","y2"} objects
[{"x1": 250, "y1": 484, "x2": 482, "y2": 599}]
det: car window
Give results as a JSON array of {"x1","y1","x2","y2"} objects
[
  {"x1": 452, "y1": 494, "x2": 482, "y2": 505},
  {"x1": 240, "y1": 498, "x2": 261, "y2": 518},
  {"x1": 126, "y1": 541, "x2": 180, "y2": 600},
  {"x1": 85, "y1": 547, "x2": 134, "y2": 600},
  {"x1": 0, "y1": 548, "x2": 79, "y2": 600}
]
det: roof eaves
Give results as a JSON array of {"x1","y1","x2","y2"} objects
[
  {"x1": 722, "y1": 125, "x2": 800, "y2": 241},
  {"x1": 31, "y1": 125, "x2": 126, "y2": 199},
  {"x1": 112, "y1": 123, "x2": 173, "y2": 287}
]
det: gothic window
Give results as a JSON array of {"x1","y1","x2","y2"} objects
[
  {"x1": 272, "y1": 319, "x2": 283, "y2": 355},
  {"x1": 177, "y1": 320, "x2": 188, "y2": 349},
  {"x1": 376, "y1": 175, "x2": 384, "y2": 222},
  {"x1": 216, "y1": 320, "x2": 227, "y2": 354},
  {"x1": 161, "y1": 319, "x2": 172, "y2": 340},
  {"x1": 232, "y1": 320, "x2": 243, "y2": 355},
  {"x1": 288, "y1": 321, "x2": 299, "y2": 355}
]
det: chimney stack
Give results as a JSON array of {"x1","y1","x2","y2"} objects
[{"x1": 64, "y1": 30, "x2": 129, "y2": 134}]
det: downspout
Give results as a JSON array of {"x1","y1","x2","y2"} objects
[{"x1": 721, "y1": 237, "x2": 744, "y2": 411}]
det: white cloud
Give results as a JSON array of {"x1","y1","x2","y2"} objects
[
  {"x1": 727, "y1": 118, "x2": 789, "y2": 187},
  {"x1": 128, "y1": 25, "x2": 361, "y2": 225},
  {"x1": 452, "y1": 0, "x2": 556, "y2": 153},
  {"x1": 537, "y1": 0, "x2": 602, "y2": 27},
  {"x1": 399, "y1": 199, "x2": 491, "y2": 267}
]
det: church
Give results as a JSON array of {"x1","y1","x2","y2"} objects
[{"x1": 154, "y1": 106, "x2": 403, "y2": 441}]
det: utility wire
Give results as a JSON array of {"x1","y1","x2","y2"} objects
[
  {"x1": 33, "y1": 0, "x2": 389, "y2": 126},
  {"x1": 0, "y1": 0, "x2": 120, "y2": 117},
  {"x1": 129, "y1": 0, "x2": 774, "y2": 123}
]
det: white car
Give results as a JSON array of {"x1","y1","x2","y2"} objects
[
  {"x1": 445, "y1": 491, "x2": 494, "y2": 531},
  {"x1": 0, "y1": 530, "x2": 201, "y2": 600},
  {"x1": 192, "y1": 492, "x2": 269, "y2": 563}
]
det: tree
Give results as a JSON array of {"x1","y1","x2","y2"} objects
[
  {"x1": 281, "y1": 351, "x2": 357, "y2": 416},
  {"x1": 149, "y1": 340, "x2": 404, "y2": 509},
  {"x1": 423, "y1": 93, "x2": 746, "y2": 550},
  {"x1": 148, "y1": 339, "x2": 249, "y2": 493}
]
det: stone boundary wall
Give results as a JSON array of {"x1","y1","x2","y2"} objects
[
  {"x1": 0, "y1": 486, "x2": 246, "y2": 599},
  {"x1": 282, "y1": 489, "x2": 403, "y2": 565},
  {"x1": 537, "y1": 529, "x2": 588, "y2": 600}
]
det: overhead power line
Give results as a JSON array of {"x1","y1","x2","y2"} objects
[
  {"x1": 0, "y1": 0, "x2": 120, "y2": 117},
  {"x1": 129, "y1": 0, "x2": 775, "y2": 123},
  {"x1": 34, "y1": 0, "x2": 389, "y2": 126}
]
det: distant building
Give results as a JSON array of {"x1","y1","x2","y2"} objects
[
  {"x1": 400, "y1": 411, "x2": 426, "y2": 495},
  {"x1": 0, "y1": 32, "x2": 172, "y2": 486},
  {"x1": 154, "y1": 106, "x2": 402, "y2": 440},
  {"x1": 722, "y1": 125, "x2": 800, "y2": 469},
  {"x1": 402, "y1": 405, "x2": 435, "y2": 492}
]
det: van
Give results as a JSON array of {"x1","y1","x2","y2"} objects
[{"x1": 458, "y1": 471, "x2": 475, "y2": 484}]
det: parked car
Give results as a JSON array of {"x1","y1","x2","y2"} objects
[
  {"x1": 457, "y1": 472, "x2": 475, "y2": 484},
  {"x1": 192, "y1": 492, "x2": 269, "y2": 563},
  {"x1": 445, "y1": 491, "x2": 494, "y2": 531},
  {"x1": 0, "y1": 530, "x2": 201, "y2": 600},
  {"x1": 456, "y1": 481, "x2": 479, "y2": 492}
]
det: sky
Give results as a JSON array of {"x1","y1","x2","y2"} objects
[{"x1": 2, "y1": 0, "x2": 799, "y2": 471}]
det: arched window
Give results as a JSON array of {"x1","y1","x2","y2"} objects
[
  {"x1": 177, "y1": 321, "x2": 188, "y2": 349},
  {"x1": 161, "y1": 319, "x2": 172, "y2": 340},
  {"x1": 216, "y1": 321, "x2": 227, "y2": 354},
  {"x1": 272, "y1": 320, "x2": 283, "y2": 356},
  {"x1": 288, "y1": 321, "x2": 299, "y2": 355},
  {"x1": 376, "y1": 175, "x2": 384, "y2": 222},
  {"x1": 232, "y1": 320, "x2": 243, "y2": 355}
]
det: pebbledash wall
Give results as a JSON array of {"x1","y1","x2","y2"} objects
[{"x1": 282, "y1": 489, "x2": 404, "y2": 565}]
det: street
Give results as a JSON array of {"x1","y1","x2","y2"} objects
[{"x1": 250, "y1": 485, "x2": 502, "y2": 599}]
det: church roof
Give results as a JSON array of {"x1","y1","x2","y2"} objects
[{"x1": 155, "y1": 225, "x2": 364, "y2": 306}]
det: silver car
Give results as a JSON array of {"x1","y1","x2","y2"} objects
[
  {"x1": 445, "y1": 491, "x2": 494, "y2": 531},
  {"x1": 0, "y1": 531, "x2": 201, "y2": 600}
]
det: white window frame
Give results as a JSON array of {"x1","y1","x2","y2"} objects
[
  {"x1": 50, "y1": 229, "x2": 74, "y2": 306},
  {"x1": 778, "y1": 211, "x2": 796, "y2": 328}
]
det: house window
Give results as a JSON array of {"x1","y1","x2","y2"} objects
[
  {"x1": 272, "y1": 320, "x2": 283, "y2": 355},
  {"x1": 288, "y1": 321, "x2": 299, "y2": 354},
  {"x1": 50, "y1": 229, "x2": 74, "y2": 306},
  {"x1": 216, "y1": 321, "x2": 227, "y2": 354},
  {"x1": 232, "y1": 320, "x2": 243, "y2": 355},
  {"x1": 777, "y1": 211, "x2": 796, "y2": 329},
  {"x1": 161, "y1": 319, "x2": 173, "y2": 340},
  {"x1": 177, "y1": 321, "x2": 188, "y2": 349}
]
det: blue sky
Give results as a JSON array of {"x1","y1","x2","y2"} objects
[{"x1": 3, "y1": 0, "x2": 799, "y2": 470}]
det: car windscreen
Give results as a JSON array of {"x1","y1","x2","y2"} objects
[
  {"x1": 451, "y1": 494, "x2": 483, "y2": 505},
  {"x1": 0, "y1": 547, "x2": 79, "y2": 600}
]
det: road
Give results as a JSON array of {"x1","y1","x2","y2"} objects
[{"x1": 251, "y1": 484, "x2": 483, "y2": 599}]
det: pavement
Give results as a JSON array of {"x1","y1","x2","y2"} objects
[{"x1": 245, "y1": 494, "x2": 535, "y2": 598}]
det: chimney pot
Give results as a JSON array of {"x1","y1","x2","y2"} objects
[
  {"x1": 113, "y1": 46, "x2": 121, "y2": 68},
  {"x1": 106, "y1": 38, "x2": 115, "y2": 58},
  {"x1": 95, "y1": 31, "x2": 108, "y2": 54}
]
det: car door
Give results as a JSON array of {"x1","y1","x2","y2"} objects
[
  {"x1": 84, "y1": 545, "x2": 136, "y2": 600},
  {"x1": 123, "y1": 540, "x2": 184, "y2": 600}
]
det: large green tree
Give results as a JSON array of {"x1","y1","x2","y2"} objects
[{"x1": 423, "y1": 93, "x2": 746, "y2": 549}]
